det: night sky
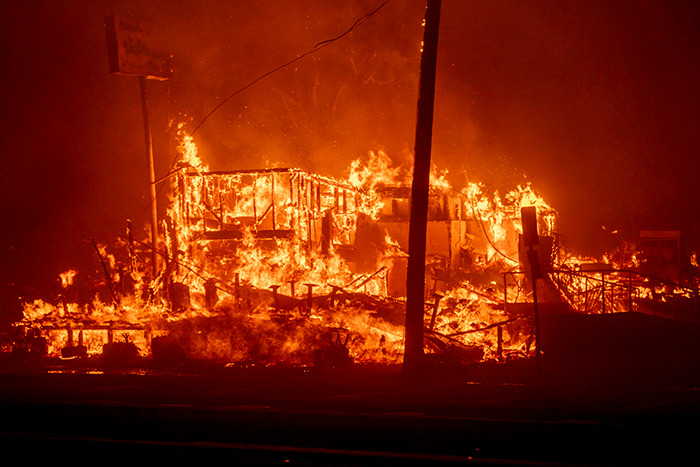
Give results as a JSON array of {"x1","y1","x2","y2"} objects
[{"x1": 2, "y1": 0, "x2": 700, "y2": 322}]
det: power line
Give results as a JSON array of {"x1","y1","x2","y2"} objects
[
  {"x1": 150, "y1": 0, "x2": 391, "y2": 209},
  {"x1": 189, "y1": 0, "x2": 391, "y2": 137}
]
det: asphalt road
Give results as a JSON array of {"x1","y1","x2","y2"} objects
[{"x1": 0, "y1": 363, "x2": 698, "y2": 465}]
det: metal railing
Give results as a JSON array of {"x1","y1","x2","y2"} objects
[
  {"x1": 550, "y1": 268, "x2": 698, "y2": 321},
  {"x1": 502, "y1": 267, "x2": 699, "y2": 322}
]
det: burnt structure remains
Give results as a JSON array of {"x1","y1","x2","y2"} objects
[
  {"x1": 5, "y1": 162, "x2": 699, "y2": 378},
  {"x1": 167, "y1": 165, "x2": 558, "y2": 299}
]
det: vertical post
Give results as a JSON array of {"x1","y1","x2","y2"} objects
[
  {"x1": 253, "y1": 174, "x2": 258, "y2": 223},
  {"x1": 290, "y1": 172, "x2": 295, "y2": 207},
  {"x1": 497, "y1": 325, "x2": 503, "y2": 358},
  {"x1": 271, "y1": 173, "x2": 276, "y2": 230},
  {"x1": 270, "y1": 285, "x2": 280, "y2": 312},
  {"x1": 404, "y1": 0, "x2": 442, "y2": 374},
  {"x1": 201, "y1": 176, "x2": 207, "y2": 233},
  {"x1": 218, "y1": 176, "x2": 224, "y2": 230},
  {"x1": 628, "y1": 270, "x2": 633, "y2": 312},
  {"x1": 529, "y1": 246, "x2": 542, "y2": 370},
  {"x1": 304, "y1": 283, "x2": 316, "y2": 310},
  {"x1": 611, "y1": 272, "x2": 615, "y2": 312},
  {"x1": 140, "y1": 77, "x2": 159, "y2": 277},
  {"x1": 521, "y1": 206, "x2": 542, "y2": 370},
  {"x1": 601, "y1": 271, "x2": 606, "y2": 314},
  {"x1": 234, "y1": 272, "x2": 240, "y2": 311},
  {"x1": 126, "y1": 219, "x2": 136, "y2": 274}
]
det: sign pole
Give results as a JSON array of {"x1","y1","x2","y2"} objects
[
  {"x1": 140, "y1": 76, "x2": 159, "y2": 276},
  {"x1": 106, "y1": 15, "x2": 170, "y2": 278}
]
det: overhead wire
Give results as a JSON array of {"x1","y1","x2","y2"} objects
[
  {"x1": 148, "y1": 0, "x2": 392, "y2": 210},
  {"x1": 145, "y1": 1, "x2": 515, "y2": 269},
  {"x1": 135, "y1": 1, "x2": 530, "y2": 313},
  {"x1": 189, "y1": 0, "x2": 391, "y2": 138}
]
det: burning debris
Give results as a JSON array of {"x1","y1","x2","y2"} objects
[
  {"x1": 8, "y1": 130, "x2": 697, "y2": 371},
  {"x1": 8, "y1": 132, "x2": 562, "y2": 369}
]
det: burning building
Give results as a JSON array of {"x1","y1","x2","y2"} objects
[
  {"x1": 8, "y1": 133, "x2": 699, "y2": 375},
  {"x1": 8, "y1": 131, "x2": 564, "y2": 369},
  {"x1": 5, "y1": 2, "x2": 697, "y2": 376}
]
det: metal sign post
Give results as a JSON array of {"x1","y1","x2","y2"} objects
[
  {"x1": 105, "y1": 16, "x2": 170, "y2": 277},
  {"x1": 139, "y1": 76, "x2": 160, "y2": 275}
]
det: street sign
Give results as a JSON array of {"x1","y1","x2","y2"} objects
[{"x1": 105, "y1": 15, "x2": 171, "y2": 80}]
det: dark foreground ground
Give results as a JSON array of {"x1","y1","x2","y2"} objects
[{"x1": 1, "y1": 357, "x2": 698, "y2": 466}]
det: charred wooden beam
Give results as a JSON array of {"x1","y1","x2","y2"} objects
[
  {"x1": 429, "y1": 293, "x2": 444, "y2": 330},
  {"x1": 350, "y1": 266, "x2": 388, "y2": 290},
  {"x1": 446, "y1": 318, "x2": 518, "y2": 337}
]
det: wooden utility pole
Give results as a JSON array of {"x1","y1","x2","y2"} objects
[{"x1": 404, "y1": 0, "x2": 442, "y2": 374}]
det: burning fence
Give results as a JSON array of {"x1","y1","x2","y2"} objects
[{"x1": 10, "y1": 135, "x2": 566, "y2": 368}]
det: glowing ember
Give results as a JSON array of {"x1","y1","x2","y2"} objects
[{"x1": 59, "y1": 269, "x2": 78, "y2": 288}]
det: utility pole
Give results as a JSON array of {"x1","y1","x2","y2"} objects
[{"x1": 404, "y1": 0, "x2": 442, "y2": 374}]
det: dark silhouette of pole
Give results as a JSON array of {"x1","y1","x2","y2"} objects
[
  {"x1": 404, "y1": 0, "x2": 441, "y2": 374},
  {"x1": 521, "y1": 206, "x2": 542, "y2": 371}
]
